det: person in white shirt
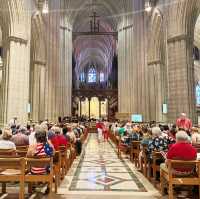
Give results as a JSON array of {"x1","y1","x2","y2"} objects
[
  {"x1": 0, "y1": 128, "x2": 16, "y2": 150},
  {"x1": 28, "y1": 124, "x2": 42, "y2": 145},
  {"x1": 191, "y1": 127, "x2": 200, "y2": 144},
  {"x1": 67, "y1": 127, "x2": 77, "y2": 144}
]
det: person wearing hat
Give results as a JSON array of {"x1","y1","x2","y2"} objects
[
  {"x1": 176, "y1": 113, "x2": 192, "y2": 131},
  {"x1": 0, "y1": 128, "x2": 16, "y2": 150}
]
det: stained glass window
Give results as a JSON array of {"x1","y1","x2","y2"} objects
[
  {"x1": 100, "y1": 72, "x2": 104, "y2": 82},
  {"x1": 88, "y1": 68, "x2": 96, "y2": 83},
  {"x1": 196, "y1": 83, "x2": 200, "y2": 106}
]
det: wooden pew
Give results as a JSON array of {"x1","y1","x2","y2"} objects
[
  {"x1": 71, "y1": 143, "x2": 77, "y2": 161},
  {"x1": 25, "y1": 157, "x2": 53, "y2": 195},
  {"x1": 130, "y1": 141, "x2": 140, "y2": 168},
  {"x1": 151, "y1": 151, "x2": 164, "y2": 184},
  {"x1": 0, "y1": 149, "x2": 16, "y2": 156},
  {"x1": 160, "y1": 160, "x2": 200, "y2": 199},
  {"x1": 140, "y1": 144, "x2": 148, "y2": 177},
  {"x1": 16, "y1": 146, "x2": 28, "y2": 151},
  {"x1": 15, "y1": 146, "x2": 28, "y2": 157},
  {"x1": 59, "y1": 146, "x2": 68, "y2": 179},
  {"x1": 53, "y1": 151, "x2": 61, "y2": 193},
  {"x1": 0, "y1": 157, "x2": 26, "y2": 199}
]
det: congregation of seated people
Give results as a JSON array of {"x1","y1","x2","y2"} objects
[
  {"x1": 109, "y1": 114, "x2": 200, "y2": 198},
  {"x1": 1, "y1": 113, "x2": 200, "y2": 198},
  {"x1": 0, "y1": 117, "x2": 88, "y2": 198}
]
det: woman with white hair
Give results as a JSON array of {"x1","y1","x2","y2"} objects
[{"x1": 147, "y1": 127, "x2": 168, "y2": 160}]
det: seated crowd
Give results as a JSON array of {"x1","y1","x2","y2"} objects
[
  {"x1": 0, "y1": 118, "x2": 88, "y2": 197},
  {"x1": 0, "y1": 120, "x2": 87, "y2": 156},
  {"x1": 109, "y1": 113, "x2": 200, "y2": 197},
  {"x1": 1, "y1": 112, "x2": 200, "y2": 198}
]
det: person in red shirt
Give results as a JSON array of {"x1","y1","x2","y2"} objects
[
  {"x1": 176, "y1": 113, "x2": 192, "y2": 131},
  {"x1": 161, "y1": 130, "x2": 197, "y2": 175},
  {"x1": 48, "y1": 127, "x2": 67, "y2": 150}
]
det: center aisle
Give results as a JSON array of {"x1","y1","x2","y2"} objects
[{"x1": 58, "y1": 133, "x2": 160, "y2": 199}]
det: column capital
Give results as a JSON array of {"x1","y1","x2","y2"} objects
[{"x1": 7, "y1": 36, "x2": 28, "y2": 45}]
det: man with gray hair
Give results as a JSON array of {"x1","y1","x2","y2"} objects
[
  {"x1": 160, "y1": 130, "x2": 197, "y2": 175},
  {"x1": 166, "y1": 130, "x2": 196, "y2": 161}
]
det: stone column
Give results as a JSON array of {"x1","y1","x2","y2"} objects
[
  {"x1": 118, "y1": 17, "x2": 134, "y2": 114},
  {"x1": 165, "y1": 0, "x2": 198, "y2": 123},
  {"x1": 132, "y1": 0, "x2": 149, "y2": 121},
  {"x1": 118, "y1": 0, "x2": 149, "y2": 121},
  {"x1": 0, "y1": 36, "x2": 30, "y2": 125},
  {"x1": 59, "y1": 25, "x2": 72, "y2": 117},
  {"x1": 167, "y1": 36, "x2": 196, "y2": 122},
  {"x1": 59, "y1": 0, "x2": 72, "y2": 118},
  {"x1": 31, "y1": 61, "x2": 46, "y2": 122},
  {"x1": 44, "y1": 0, "x2": 61, "y2": 121},
  {"x1": 148, "y1": 61, "x2": 163, "y2": 122}
]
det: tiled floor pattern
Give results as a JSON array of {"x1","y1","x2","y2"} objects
[
  {"x1": 57, "y1": 133, "x2": 160, "y2": 198},
  {"x1": 69, "y1": 134, "x2": 147, "y2": 192}
]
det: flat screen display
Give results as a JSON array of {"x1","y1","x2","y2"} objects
[
  {"x1": 131, "y1": 114, "x2": 142, "y2": 122},
  {"x1": 162, "y1": 104, "x2": 168, "y2": 114}
]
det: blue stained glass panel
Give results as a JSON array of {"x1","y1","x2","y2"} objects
[{"x1": 88, "y1": 68, "x2": 96, "y2": 83}]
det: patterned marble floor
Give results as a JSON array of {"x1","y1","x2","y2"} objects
[
  {"x1": 57, "y1": 133, "x2": 160, "y2": 198},
  {"x1": 0, "y1": 134, "x2": 161, "y2": 199}
]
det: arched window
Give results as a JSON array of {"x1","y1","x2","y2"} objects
[
  {"x1": 80, "y1": 72, "x2": 85, "y2": 82},
  {"x1": 100, "y1": 72, "x2": 104, "y2": 82},
  {"x1": 88, "y1": 67, "x2": 96, "y2": 83},
  {"x1": 196, "y1": 83, "x2": 200, "y2": 106}
]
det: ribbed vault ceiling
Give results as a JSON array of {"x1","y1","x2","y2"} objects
[{"x1": 65, "y1": 0, "x2": 133, "y2": 78}]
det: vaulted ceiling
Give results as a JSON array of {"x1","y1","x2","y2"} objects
[{"x1": 65, "y1": 0, "x2": 134, "y2": 78}]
